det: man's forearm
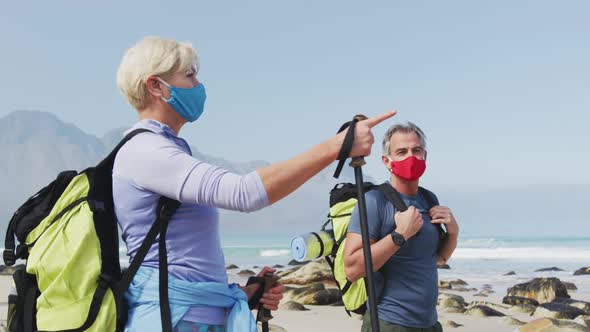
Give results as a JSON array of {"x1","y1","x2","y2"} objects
[
  {"x1": 346, "y1": 236, "x2": 401, "y2": 282},
  {"x1": 438, "y1": 233, "x2": 458, "y2": 264}
]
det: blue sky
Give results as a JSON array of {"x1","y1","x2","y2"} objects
[{"x1": 1, "y1": 1, "x2": 589, "y2": 193}]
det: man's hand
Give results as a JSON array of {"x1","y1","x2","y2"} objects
[
  {"x1": 394, "y1": 206, "x2": 424, "y2": 240},
  {"x1": 429, "y1": 206, "x2": 459, "y2": 235}
]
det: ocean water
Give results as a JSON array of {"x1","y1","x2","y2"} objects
[
  {"x1": 111, "y1": 235, "x2": 590, "y2": 293},
  {"x1": 218, "y1": 235, "x2": 590, "y2": 292}
]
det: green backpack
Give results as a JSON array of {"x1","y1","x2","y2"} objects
[
  {"x1": 322, "y1": 182, "x2": 445, "y2": 315},
  {"x1": 3, "y1": 129, "x2": 180, "y2": 332}
]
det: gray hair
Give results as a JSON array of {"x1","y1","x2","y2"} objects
[{"x1": 382, "y1": 122, "x2": 427, "y2": 156}]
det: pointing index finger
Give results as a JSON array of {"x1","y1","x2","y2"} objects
[{"x1": 364, "y1": 110, "x2": 397, "y2": 128}]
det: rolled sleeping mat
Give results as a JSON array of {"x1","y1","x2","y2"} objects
[{"x1": 290, "y1": 230, "x2": 335, "y2": 262}]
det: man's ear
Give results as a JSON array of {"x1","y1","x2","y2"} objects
[
  {"x1": 382, "y1": 155, "x2": 391, "y2": 171},
  {"x1": 424, "y1": 150, "x2": 428, "y2": 161}
]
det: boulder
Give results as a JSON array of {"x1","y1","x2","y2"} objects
[
  {"x1": 503, "y1": 317, "x2": 526, "y2": 326},
  {"x1": 284, "y1": 283, "x2": 342, "y2": 305},
  {"x1": 226, "y1": 264, "x2": 239, "y2": 270},
  {"x1": 574, "y1": 267, "x2": 590, "y2": 276},
  {"x1": 510, "y1": 304, "x2": 538, "y2": 314},
  {"x1": 533, "y1": 302, "x2": 586, "y2": 320},
  {"x1": 284, "y1": 283, "x2": 325, "y2": 301},
  {"x1": 464, "y1": 305, "x2": 505, "y2": 317},
  {"x1": 279, "y1": 301, "x2": 309, "y2": 311},
  {"x1": 473, "y1": 292, "x2": 488, "y2": 297},
  {"x1": 272, "y1": 264, "x2": 284, "y2": 268},
  {"x1": 449, "y1": 279, "x2": 468, "y2": 287},
  {"x1": 481, "y1": 289, "x2": 495, "y2": 295},
  {"x1": 452, "y1": 286, "x2": 478, "y2": 292},
  {"x1": 468, "y1": 301, "x2": 509, "y2": 310},
  {"x1": 439, "y1": 297, "x2": 466, "y2": 310},
  {"x1": 287, "y1": 259, "x2": 307, "y2": 266},
  {"x1": 535, "y1": 267, "x2": 565, "y2": 272},
  {"x1": 503, "y1": 296, "x2": 540, "y2": 307},
  {"x1": 438, "y1": 263, "x2": 451, "y2": 269},
  {"x1": 438, "y1": 280, "x2": 452, "y2": 289},
  {"x1": 438, "y1": 293, "x2": 466, "y2": 303},
  {"x1": 444, "y1": 306, "x2": 467, "y2": 314},
  {"x1": 552, "y1": 298, "x2": 590, "y2": 314},
  {"x1": 300, "y1": 288, "x2": 342, "y2": 305},
  {"x1": 330, "y1": 300, "x2": 344, "y2": 307},
  {"x1": 443, "y1": 320, "x2": 462, "y2": 328},
  {"x1": 238, "y1": 269, "x2": 256, "y2": 276},
  {"x1": 505, "y1": 271, "x2": 517, "y2": 276},
  {"x1": 438, "y1": 279, "x2": 467, "y2": 288},
  {"x1": 278, "y1": 260, "x2": 334, "y2": 285},
  {"x1": 319, "y1": 289, "x2": 342, "y2": 305},
  {"x1": 507, "y1": 278, "x2": 570, "y2": 304},
  {"x1": 481, "y1": 284, "x2": 494, "y2": 290},
  {"x1": 574, "y1": 315, "x2": 590, "y2": 327},
  {"x1": 563, "y1": 282, "x2": 579, "y2": 291},
  {"x1": 518, "y1": 318, "x2": 588, "y2": 332}
]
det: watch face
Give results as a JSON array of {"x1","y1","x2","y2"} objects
[{"x1": 393, "y1": 233, "x2": 405, "y2": 246}]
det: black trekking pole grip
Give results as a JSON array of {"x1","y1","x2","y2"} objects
[
  {"x1": 349, "y1": 114, "x2": 368, "y2": 168},
  {"x1": 257, "y1": 273, "x2": 279, "y2": 332}
]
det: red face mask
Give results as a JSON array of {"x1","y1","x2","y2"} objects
[{"x1": 390, "y1": 156, "x2": 426, "y2": 181}]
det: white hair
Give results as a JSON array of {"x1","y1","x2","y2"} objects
[
  {"x1": 382, "y1": 122, "x2": 427, "y2": 156},
  {"x1": 116, "y1": 36, "x2": 199, "y2": 110}
]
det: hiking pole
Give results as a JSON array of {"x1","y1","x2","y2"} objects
[{"x1": 349, "y1": 114, "x2": 380, "y2": 332}]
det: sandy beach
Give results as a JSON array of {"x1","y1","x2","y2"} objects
[
  {"x1": 267, "y1": 284, "x2": 590, "y2": 332},
  {"x1": 1, "y1": 267, "x2": 589, "y2": 332},
  {"x1": 244, "y1": 260, "x2": 590, "y2": 332}
]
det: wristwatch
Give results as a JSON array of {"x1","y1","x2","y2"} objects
[{"x1": 391, "y1": 231, "x2": 406, "y2": 247}]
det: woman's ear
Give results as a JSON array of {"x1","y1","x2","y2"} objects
[{"x1": 146, "y1": 76, "x2": 167, "y2": 99}]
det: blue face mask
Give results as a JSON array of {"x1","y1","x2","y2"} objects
[{"x1": 158, "y1": 78, "x2": 206, "y2": 122}]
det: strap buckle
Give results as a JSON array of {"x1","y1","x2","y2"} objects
[
  {"x1": 98, "y1": 273, "x2": 115, "y2": 289},
  {"x1": 15, "y1": 244, "x2": 29, "y2": 260},
  {"x1": 3, "y1": 249, "x2": 16, "y2": 266},
  {"x1": 158, "y1": 200, "x2": 181, "y2": 219}
]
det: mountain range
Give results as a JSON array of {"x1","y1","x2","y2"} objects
[{"x1": 0, "y1": 110, "x2": 587, "y2": 242}]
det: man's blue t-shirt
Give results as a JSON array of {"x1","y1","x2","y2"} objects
[{"x1": 347, "y1": 186, "x2": 440, "y2": 328}]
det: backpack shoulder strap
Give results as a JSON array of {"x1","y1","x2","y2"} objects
[
  {"x1": 418, "y1": 187, "x2": 437, "y2": 209},
  {"x1": 116, "y1": 199, "x2": 180, "y2": 296},
  {"x1": 376, "y1": 183, "x2": 408, "y2": 212},
  {"x1": 96, "y1": 128, "x2": 153, "y2": 171},
  {"x1": 418, "y1": 187, "x2": 447, "y2": 241}
]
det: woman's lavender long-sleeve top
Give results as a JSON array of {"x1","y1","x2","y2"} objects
[{"x1": 113, "y1": 120, "x2": 269, "y2": 325}]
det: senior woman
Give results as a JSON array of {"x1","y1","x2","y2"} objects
[{"x1": 114, "y1": 36, "x2": 395, "y2": 332}]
